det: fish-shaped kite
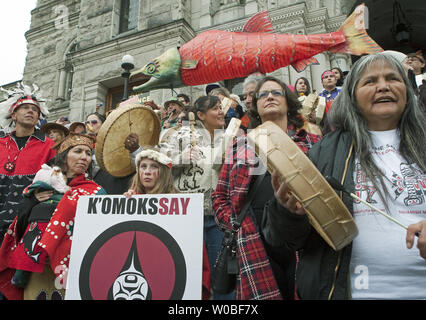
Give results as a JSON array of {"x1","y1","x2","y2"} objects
[{"x1": 131, "y1": 4, "x2": 382, "y2": 93}]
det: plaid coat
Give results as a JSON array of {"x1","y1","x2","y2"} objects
[{"x1": 212, "y1": 125, "x2": 321, "y2": 300}]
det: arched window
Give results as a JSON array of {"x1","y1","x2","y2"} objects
[
  {"x1": 64, "y1": 61, "x2": 74, "y2": 101},
  {"x1": 57, "y1": 41, "x2": 78, "y2": 103}
]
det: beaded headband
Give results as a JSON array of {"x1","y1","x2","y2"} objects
[
  {"x1": 54, "y1": 133, "x2": 95, "y2": 154},
  {"x1": 321, "y1": 70, "x2": 335, "y2": 81}
]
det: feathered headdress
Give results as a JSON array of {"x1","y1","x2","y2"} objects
[{"x1": 0, "y1": 82, "x2": 49, "y2": 129}]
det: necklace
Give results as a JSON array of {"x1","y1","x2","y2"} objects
[{"x1": 4, "y1": 135, "x2": 29, "y2": 173}]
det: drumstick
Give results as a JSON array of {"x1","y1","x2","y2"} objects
[
  {"x1": 188, "y1": 112, "x2": 196, "y2": 147},
  {"x1": 326, "y1": 176, "x2": 419, "y2": 237}
]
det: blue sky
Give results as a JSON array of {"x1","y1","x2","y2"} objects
[{"x1": 0, "y1": 0, "x2": 38, "y2": 85}]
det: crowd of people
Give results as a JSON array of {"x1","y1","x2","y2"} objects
[{"x1": 0, "y1": 49, "x2": 425, "y2": 300}]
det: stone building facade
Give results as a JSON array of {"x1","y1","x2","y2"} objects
[{"x1": 22, "y1": 0, "x2": 356, "y2": 122}]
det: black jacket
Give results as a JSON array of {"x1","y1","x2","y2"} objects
[{"x1": 262, "y1": 129, "x2": 357, "y2": 299}]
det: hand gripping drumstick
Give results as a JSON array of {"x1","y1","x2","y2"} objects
[{"x1": 326, "y1": 176, "x2": 419, "y2": 237}]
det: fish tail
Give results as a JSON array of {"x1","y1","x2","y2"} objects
[{"x1": 330, "y1": 3, "x2": 383, "y2": 55}]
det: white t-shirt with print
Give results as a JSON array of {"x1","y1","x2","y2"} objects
[{"x1": 350, "y1": 129, "x2": 426, "y2": 299}]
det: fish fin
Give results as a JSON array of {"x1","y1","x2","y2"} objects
[
  {"x1": 291, "y1": 57, "x2": 320, "y2": 72},
  {"x1": 242, "y1": 11, "x2": 274, "y2": 33},
  {"x1": 181, "y1": 59, "x2": 198, "y2": 69},
  {"x1": 330, "y1": 4, "x2": 383, "y2": 55}
]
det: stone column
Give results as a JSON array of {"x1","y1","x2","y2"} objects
[
  {"x1": 83, "y1": 82, "x2": 101, "y2": 118},
  {"x1": 199, "y1": 0, "x2": 212, "y2": 29},
  {"x1": 330, "y1": 53, "x2": 351, "y2": 72},
  {"x1": 305, "y1": 0, "x2": 321, "y2": 11},
  {"x1": 57, "y1": 69, "x2": 67, "y2": 101},
  {"x1": 244, "y1": 0, "x2": 258, "y2": 16},
  {"x1": 96, "y1": 83, "x2": 108, "y2": 115},
  {"x1": 270, "y1": 67, "x2": 291, "y2": 87},
  {"x1": 289, "y1": 66, "x2": 309, "y2": 88}
]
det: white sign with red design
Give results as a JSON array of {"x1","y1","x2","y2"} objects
[{"x1": 65, "y1": 193, "x2": 204, "y2": 300}]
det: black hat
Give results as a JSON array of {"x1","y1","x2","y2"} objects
[{"x1": 205, "y1": 83, "x2": 221, "y2": 95}]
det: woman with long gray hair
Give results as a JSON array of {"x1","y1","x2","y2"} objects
[{"x1": 261, "y1": 52, "x2": 426, "y2": 299}]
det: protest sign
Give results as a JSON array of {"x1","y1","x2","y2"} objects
[{"x1": 65, "y1": 193, "x2": 204, "y2": 300}]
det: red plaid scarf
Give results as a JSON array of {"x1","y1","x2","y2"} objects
[{"x1": 212, "y1": 125, "x2": 321, "y2": 300}]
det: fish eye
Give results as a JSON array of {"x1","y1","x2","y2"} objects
[{"x1": 145, "y1": 62, "x2": 157, "y2": 75}]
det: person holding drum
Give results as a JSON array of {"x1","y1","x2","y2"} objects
[
  {"x1": 86, "y1": 111, "x2": 134, "y2": 195},
  {"x1": 212, "y1": 76, "x2": 321, "y2": 300},
  {"x1": 262, "y1": 52, "x2": 426, "y2": 299}
]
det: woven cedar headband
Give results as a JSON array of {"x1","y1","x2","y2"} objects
[{"x1": 53, "y1": 133, "x2": 95, "y2": 154}]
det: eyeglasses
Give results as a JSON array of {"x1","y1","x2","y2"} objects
[
  {"x1": 256, "y1": 90, "x2": 285, "y2": 100},
  {"x1": 85, "y1": 120, "x2": 99, "y2": 125}
]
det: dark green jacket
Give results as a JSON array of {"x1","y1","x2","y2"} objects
[{"x1": 262, "y1": 130, "x2": 357, "y2": 299}]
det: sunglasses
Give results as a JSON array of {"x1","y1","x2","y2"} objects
[
  {"x1": 85, "y1": 120, "x2": 99, "y2": 125},
  {"x1": 256, "y1": 90, "x2": 285, "y2": 100}
]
